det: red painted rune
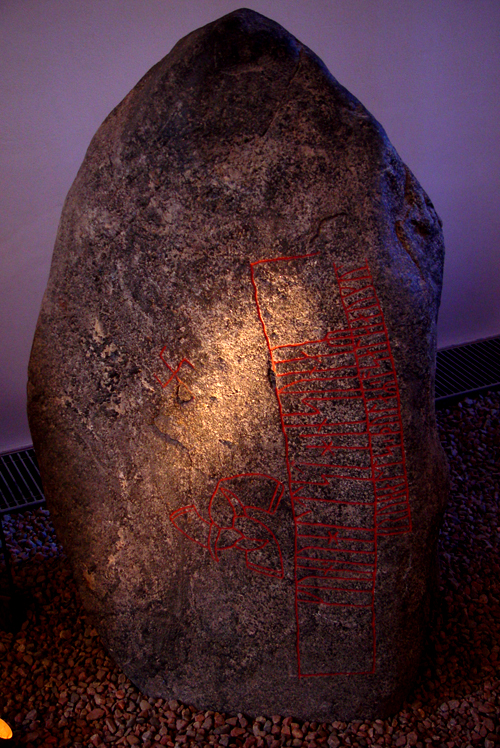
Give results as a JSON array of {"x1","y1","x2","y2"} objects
[
  {"x1": 250, "y1": 254, "x2": 411, "y2": 677},
  {"x1": 154, "y1": 346, "x2": 196, "y2": 398},
  {"x1": 164, "y1": 253, "x2": 411, "y2": 679}
]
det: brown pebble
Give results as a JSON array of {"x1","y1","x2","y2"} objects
[{"x1": 231, "y1": 726, "x2": 246, "y2": 736}]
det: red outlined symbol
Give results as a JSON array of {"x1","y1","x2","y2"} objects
[
  {"x1": 155, "y1": 346, "x2": 196, "y2": 398},
  {"x1": 170, "y1": 474, "x2": 285, "y2": 579}
]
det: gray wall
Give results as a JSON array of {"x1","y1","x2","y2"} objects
[{"x1": 1, "y1": 0, "x2": 499, "y2": 452}]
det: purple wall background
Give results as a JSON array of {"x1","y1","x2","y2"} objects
[{"x1": 1, "y1": 0, "x2": 499, "y2": 452}]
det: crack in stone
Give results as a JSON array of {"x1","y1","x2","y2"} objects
[
  {"x1": 394, "y1": 166, "x2": 427, "y2": 285},
  {"x1": 259, "y1": 47, "x2": 304, "y2": 139},
  {"x1": 151, "y1": 423, "x2": 189, "y2": 454},
  {"x1": 306, "y1": 212, "x2": 348, "y2": 250}
]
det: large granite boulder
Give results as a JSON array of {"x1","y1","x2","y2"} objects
[{"x1": 27, "y1": 9, "x2": 449, "y2": 720}]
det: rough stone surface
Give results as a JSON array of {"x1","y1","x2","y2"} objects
[{"x1": 27, "y1": 8, "x2": 448, "y2": 721}]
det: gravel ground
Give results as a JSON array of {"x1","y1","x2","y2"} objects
[{"x1": 1, "y1": 392, "x2": 499, "y2": 747}]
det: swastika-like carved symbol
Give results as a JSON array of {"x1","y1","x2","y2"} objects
[{"x1": 154, "y1": 346, "x2": 196, "y2": 398}]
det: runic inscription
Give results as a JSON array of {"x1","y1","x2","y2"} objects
[
  {"x1": 164, "y1": 254, "x2": 411, "y2": 678},
  {"x1": 250, "y1": 255, "x2": 411, "y2": 677}
]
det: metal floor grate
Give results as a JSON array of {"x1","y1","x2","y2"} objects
[
  {"x1": 0, "y1": 447, "x2": 45, "y2": 516},
  {"x1": 435, "y1": 334, "x2": 500, "y2": 407}
]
